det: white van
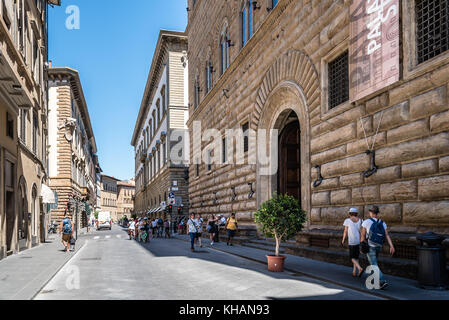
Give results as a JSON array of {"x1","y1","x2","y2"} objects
[{"x1": 97, "y1": 211, "x2": 112, "y2": 231}]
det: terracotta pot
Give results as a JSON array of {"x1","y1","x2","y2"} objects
[{"x1": 266, "y1": 255, "x2": 286, "y2": 272}]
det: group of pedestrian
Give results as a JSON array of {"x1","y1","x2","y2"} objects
[
  {"x1": 187, "y1": 213, "x2": 238, "y2": 252},
  {"x1": 127, "y1": 217, "x2": 171, "y2": 242},
  {"x1": 341, "y1": 206, "x2": 395, "y2": 290}
]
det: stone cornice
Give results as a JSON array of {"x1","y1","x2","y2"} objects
[
  {"x1": 186, "y1": 0, "x2": 294, "y2": 127},
  {"x1": 48, "y1": 67, "x2": 97, "y2": 154}
]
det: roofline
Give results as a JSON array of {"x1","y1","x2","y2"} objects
[
  {"x1": 48, "y1": 67, "x2": 98, "y2": 154},
  {"x1": 131, "y1": 30, "x2": 187, "y2": 146},
  {"x1": 101, "y1": 174, "x2": 121, "y2": 182}
]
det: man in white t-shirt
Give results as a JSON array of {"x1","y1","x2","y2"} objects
[
  {"x1": 361, "y1": 206, "x2": 395, "y2": 290},
  {"x1": 342, "y1": 208, "x2": 364, "y2": 277}
]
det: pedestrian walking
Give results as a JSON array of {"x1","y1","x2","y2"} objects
[
  {"x1": 128, "y1": 219, "x2": 136, "y2": 240},
  {"x1": 207, "y1": 214, "x2": 218, "y2": 246},
  {"x1": 59, "y1": 214, "x2": 74, "y2": 252},
  {"x1": 342, "y1": 208, "x2": 364, "y2": 277},
  {"x1": 225, "y1": 213, "x2": 238, "y2": 246},
  {"x1": 216, "y1": 214, "x2": 226, "y2": 243},
  {"x1": 157, "y1": 217, "x2": 164, "y2": 238},
  {"x1": 152, "y1": 219, "x2": 158, "y2": 237},
  {"x1": 173, "y1": 219, "x2": 178, "y2": 234},
  {"x1": 178, "y1": 218, "x2": 185, "y2": 235},
  {"x1": 187, "y1": 213, "x2": 198, "y2": 252},
  {"x1": 164, "y1": 220, "x2": 171, "y2": 238},
  {"x1": 361, "y1": 206, "x2": 395, "y2": 290},
  {"x1": 195, "y1": 214, "x2": 204, "y2": 248},
  {"x1": 144, "y1": 218, "x2": 151, "y2": 243}
]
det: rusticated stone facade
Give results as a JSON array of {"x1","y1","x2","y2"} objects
[{"x1": 186, "y1": 0, "x2": 449, "y2": 277}]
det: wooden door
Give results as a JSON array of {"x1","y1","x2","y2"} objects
[{"x1": 278, "y1": 121, "x2": 301, "y2": 204}]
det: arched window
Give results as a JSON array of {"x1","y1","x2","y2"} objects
[
  {"x1": 220, "y1": 29, "x2": 230, "y2": 75},
  {"x1": 205, "y1": 60, "x2": 214, "y2": 93},
  {"x1": 156, "y1": 99, "x2": 161, "y2": 127},
  {"x1": 161, "y1": 86, "x2": 166, "y2": 115},
  {"x1": 242, "y1": 0, "x2": 254, "y2": 47},
  {"x1": 194, "y1": 74, "x2": 201, "y2": 109}
]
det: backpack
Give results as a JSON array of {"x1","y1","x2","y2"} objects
[
  {"x1": 368, "y1": 218, "x2": 385, "y2": 246},
  {"x1": 158, "y1": 218, "x2": 163, "y2": 225},
  {"x1": 63, "y1": 218, "x2": 72, "y2": 234}
]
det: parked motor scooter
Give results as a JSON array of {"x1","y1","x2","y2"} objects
[{"x1": 48, "y1": 221, "x2": 59, "y2": 234}]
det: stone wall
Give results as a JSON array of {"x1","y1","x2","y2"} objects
[{"x1": 187, "y1": 0, "x2": 449, "y2": 236}]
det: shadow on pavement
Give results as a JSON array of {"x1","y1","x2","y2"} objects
[{"x1": 116, "y1": 226, "x2": 379, "y2": 300}]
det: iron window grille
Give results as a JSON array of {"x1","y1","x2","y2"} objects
[
  {"x1": 416, "y1": 0, "x2": 449, "y2": 64},
  {"x1": 328, "y1": 50, "x2": 349, "y2": 109},
  {"x1": 222, "y1": 137, "x2": 227, "y2": 163},
  {"x1": 242, "y1": 122, "x2": 249, "y2": 153}
]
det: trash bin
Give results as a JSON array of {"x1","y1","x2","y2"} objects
[{"x1": 416, "y1": 232, "x2": 449, "y2": 290}]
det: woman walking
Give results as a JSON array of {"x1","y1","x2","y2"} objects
[
  {"x1": 207, "y1": 214, "x2": 218, "y2": 246},
  {"x1": 164, "y1": 219, "x2": 171, "y2": 238},
  {"x1": 225, "y1": 213, "x2": 238, "y2": 246},
  {"x1": 342, "y1": 208, "x2": 364, "y2": 277}
]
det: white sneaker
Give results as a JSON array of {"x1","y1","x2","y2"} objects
[{"x1": 211, "y1": 242, "x2": 214, "y2": 246}]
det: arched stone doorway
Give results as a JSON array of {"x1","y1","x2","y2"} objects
[
  {"x1": 254, "y1": 50, "x2": 320, "y2": 226},
  {"x1": 256, "y1": 83, "x2": 311, "y2": 222}
]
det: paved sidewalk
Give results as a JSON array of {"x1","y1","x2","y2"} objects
[
  {"x1": 0, "y1": 231, "x2": 88, "y2": 300},
  {"x1": 172, "y1": 234, "x2": 449, "y2": 300}
]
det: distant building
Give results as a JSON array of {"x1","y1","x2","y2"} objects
[
  {"x1": 100, "y1": 175, "x2": 120, "y2": 222},
  {"x1": 131, "y1": 30, "x2": 189, "y2": 219},
  {"x1": 117, "y1": 179, "x2": 135, "y2": 219}
]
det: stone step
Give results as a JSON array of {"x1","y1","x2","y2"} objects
[
  {"x1": 241, "y1": 242, "x2": 286, "y2": 254},
  {"x1": 247, "y1": 238, "x2": 297, "y2": 247}
]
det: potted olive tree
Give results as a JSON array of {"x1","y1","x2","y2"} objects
[{"x1": 254, "y1": 193, "x2": 307, "y2": 272}]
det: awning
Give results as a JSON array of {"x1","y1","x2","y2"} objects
[
  {"x1": 41, "y1": 184, "x2": 56, "y2": 204},
  {"x1": 156, "y1": 207, "x2": 164, "y2": 212}
]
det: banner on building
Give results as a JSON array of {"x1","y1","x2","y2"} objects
[{"x1": 349, "y1": 0, "x2": 400, "y2": 101}]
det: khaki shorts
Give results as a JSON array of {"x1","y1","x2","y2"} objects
[{"x1": 62, "y1": 233, "x2": 72, "y2": 242}]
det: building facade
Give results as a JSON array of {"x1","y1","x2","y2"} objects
[
  {"x1": 100, "y1": 174, "x2": 119, "y2": 222},
  {"x1": 93, "y1": 154, "x2": 102, "y2": 214},
  {"x1": 131, "y1": 30, "x2": 189, "y2": 219},
  {"x1": 186, "y1": 0, "x2": 449, "y2": 277},
  {"x1": 0, "y1": 0, "x2": 59, "y2": 260},
  {"x1": 117, "y1": 179, "x2": 135, "y2": 219},
  {"x1": 48, "y1": 67, "x2": 98, "y2": 230}
]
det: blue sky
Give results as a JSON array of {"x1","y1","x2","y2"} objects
[{"x1": 48, "y1": 0, "x2": 188, "y2": 181}]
